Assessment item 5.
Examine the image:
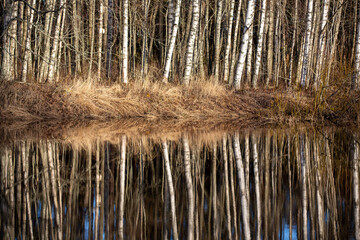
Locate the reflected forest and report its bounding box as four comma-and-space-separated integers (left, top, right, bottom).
0, 129, 358, 239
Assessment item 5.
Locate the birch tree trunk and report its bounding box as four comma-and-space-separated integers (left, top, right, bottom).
72, 0, 81, 75
97, 0, 105, 80
266, 0, 275, 86
355, 2, 360, 89
253, 0, 267, 88
106, 0, 114, 78
163, 0, 182, 83
223, 0, 235, 83
233, 0, 256, 90
246, 24, 254, 86
288, 0, 299, 87
88, 0, 95, 79
1, 0, 18, 81
300, 0, 314, 88
47, 0, 65, 82
229, 0, 243, 84
214, 0, 223, 82
314, 0, 330, 89
183, 0, 200, 85
121, 0, 129, 83
21, 0, 37, 82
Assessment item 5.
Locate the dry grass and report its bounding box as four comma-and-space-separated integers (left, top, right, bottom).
0, 78, 359, 127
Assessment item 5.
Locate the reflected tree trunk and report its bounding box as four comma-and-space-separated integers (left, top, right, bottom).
118, 136, 127, 239
222, 135, 232, 238
233, 133, 250, 240
162, 140, 178, 240
183, 135, 194, 240
300, 134, 308, 240
252, 133, 261, 240
354, 135, 360, 240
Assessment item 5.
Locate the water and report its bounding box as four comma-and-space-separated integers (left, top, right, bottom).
0, 128, 357, 239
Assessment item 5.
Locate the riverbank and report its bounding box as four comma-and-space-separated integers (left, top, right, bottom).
0, 80, 359, 126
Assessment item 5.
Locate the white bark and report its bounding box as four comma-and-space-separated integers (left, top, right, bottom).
162, 140, 178, 240
163, 0, 182, 83
355, 3, 360, 89
314, 0, 330, 89
300, 0, 314, 88
232, 133, 250, 240
223, 0, 235, 83
246, 25, 254, 86
214, 0, 223, 81
21, 0, 37, 82
233, 0, 256, 90
106, 0, 114, 78
288, 0, 299, 87
47, 0, 65, 82
253, 0, 267, 88
229, 0, 243, 84
1, 0, 18, 80
39, 0, 55, 82
183, 0, 200, 85
98, 0, 104, 80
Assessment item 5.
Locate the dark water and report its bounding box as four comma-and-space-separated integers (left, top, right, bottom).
0, 128, 358, 239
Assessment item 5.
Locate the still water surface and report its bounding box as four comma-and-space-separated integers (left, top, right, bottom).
0, 128, 358, 239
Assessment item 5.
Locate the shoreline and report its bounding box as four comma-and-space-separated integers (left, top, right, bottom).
0, 80, 359, 126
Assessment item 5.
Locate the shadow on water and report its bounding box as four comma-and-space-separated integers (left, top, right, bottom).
0, 127, 358, 239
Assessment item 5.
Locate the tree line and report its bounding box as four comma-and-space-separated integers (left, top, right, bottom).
1, 0, 360, 90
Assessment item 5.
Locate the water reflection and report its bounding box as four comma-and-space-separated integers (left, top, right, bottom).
0, 129, 357, 239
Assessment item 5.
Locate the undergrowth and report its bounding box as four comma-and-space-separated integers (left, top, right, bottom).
0, 77, 359, 126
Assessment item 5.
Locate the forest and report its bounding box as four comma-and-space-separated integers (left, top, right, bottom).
0, 0, 360, 123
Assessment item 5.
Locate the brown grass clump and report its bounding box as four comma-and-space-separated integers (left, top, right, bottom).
0, 78, 359, 126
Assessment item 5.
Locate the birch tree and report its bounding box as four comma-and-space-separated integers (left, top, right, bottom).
163, 0, 182, 83
314, 0, 330, 89
266, 0, 275, 86
1, 0, 18, 80
47, 0, 65, 82
233, 0, 256, 90
97, 0, 105, 80
300, 0, 314, 88
106, 0, 114, 78
21, 0, 37, 82
121, 0, 129, 83
183, 0, 200, 85
253, 0, 267, 88
354, 2, 360, 89
288, 0, 299, 86
214, 0, 223, 82
72, 0, 81, 75
223, 0, 235, 83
